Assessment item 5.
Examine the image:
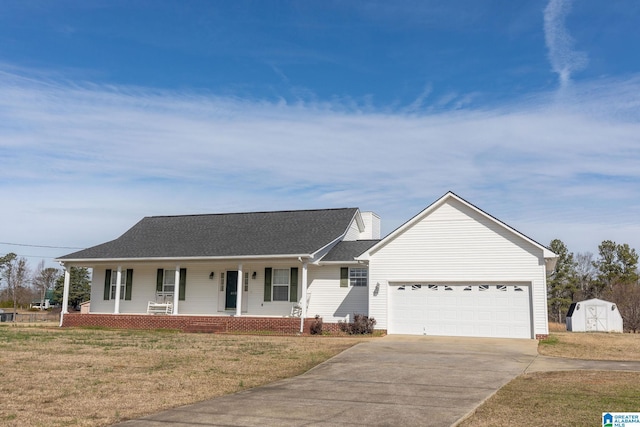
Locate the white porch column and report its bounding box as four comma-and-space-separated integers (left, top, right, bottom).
61, 267, 71, 314
301, 262, 308, 318
59, 267, 71, 327
300, 261, 308, 333
173, 267, 180, 315
236, 263, 243, 316
113, 266, 122, 314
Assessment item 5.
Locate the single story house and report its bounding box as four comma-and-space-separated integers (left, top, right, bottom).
57, 192, 557, 339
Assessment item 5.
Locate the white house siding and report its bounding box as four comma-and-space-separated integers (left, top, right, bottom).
368, 198, 548, 338
89, 268, 114, 314
307, 266, 368, 323
344, 216, 363, 241
243, 263, 299, 317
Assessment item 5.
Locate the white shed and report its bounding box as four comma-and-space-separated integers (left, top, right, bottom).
566, 298, 623, 332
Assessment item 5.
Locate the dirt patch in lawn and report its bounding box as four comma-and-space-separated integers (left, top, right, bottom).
0, 325, 366, 426
539, 332, 640, 361
459, 371, 640, 426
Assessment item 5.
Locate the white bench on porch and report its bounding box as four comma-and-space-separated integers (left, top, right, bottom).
147, 292, 174, 315
147, 301, 173, 315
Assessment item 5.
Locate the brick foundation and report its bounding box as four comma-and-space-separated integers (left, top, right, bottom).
61, 313, 315, 335
319, 322, 344, 334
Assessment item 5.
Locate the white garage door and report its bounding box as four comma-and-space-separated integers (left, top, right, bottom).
388, 283, 532, 339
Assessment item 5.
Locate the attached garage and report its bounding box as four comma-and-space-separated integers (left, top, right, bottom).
388, 283, 532, 338
358, 192, 557, 339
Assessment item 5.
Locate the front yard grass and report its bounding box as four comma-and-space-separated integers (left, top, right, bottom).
0, 325, 366, 426
459, 371, 640, 426
460, 332, 640, 426
3, 325, 640, 427
539, 331, 640, 361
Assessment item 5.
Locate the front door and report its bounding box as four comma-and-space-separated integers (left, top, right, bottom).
225, 271, 238, 310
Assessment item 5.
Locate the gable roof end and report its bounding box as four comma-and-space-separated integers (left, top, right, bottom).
356, 191, 557, 264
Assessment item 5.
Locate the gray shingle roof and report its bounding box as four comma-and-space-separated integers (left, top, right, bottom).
322, 240, 380, 262
59, 208, 359, 260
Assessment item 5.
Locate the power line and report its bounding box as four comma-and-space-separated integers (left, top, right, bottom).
10, 254, 60, 259
0, 242, 84, 250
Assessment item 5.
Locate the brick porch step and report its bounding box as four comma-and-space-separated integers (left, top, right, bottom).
183, 321, 227, 333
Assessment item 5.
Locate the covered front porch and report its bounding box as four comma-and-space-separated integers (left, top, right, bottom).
59, 259, 314, 330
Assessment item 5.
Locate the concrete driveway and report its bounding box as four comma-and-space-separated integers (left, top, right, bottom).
118, 335, 539, 426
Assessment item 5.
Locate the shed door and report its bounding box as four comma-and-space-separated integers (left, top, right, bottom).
388, 283, 532, 339
585, 304, 607, 331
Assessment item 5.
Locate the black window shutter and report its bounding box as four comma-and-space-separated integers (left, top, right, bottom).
264, 267, 272, 302
340, 267, 349, 288
179, 268, 187, 300
156, 269, 163, 292
289, 267, 298, 302
104, 269, 112, 300
125, 269, 134, 300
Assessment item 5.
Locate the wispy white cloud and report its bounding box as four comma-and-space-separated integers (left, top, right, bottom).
543, 0, 589, 89
404, 84, 432, 113
1, 67, 639, 264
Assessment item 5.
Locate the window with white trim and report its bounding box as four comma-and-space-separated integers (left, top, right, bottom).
272, 268, 290, 301
349, 268, 368, 287
162, 269, 176, 294
110, 269, 129, 300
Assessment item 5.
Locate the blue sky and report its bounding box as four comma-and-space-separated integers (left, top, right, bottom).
1, 0, 639, 267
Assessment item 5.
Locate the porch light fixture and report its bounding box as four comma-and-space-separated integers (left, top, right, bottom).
209, 272, 215, 280
252, 271, 257, 279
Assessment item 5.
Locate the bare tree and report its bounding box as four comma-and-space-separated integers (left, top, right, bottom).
574, 251, 597, 299
607, 282, 640, 333
32, 260, 61, 310
1, 255, 30, 319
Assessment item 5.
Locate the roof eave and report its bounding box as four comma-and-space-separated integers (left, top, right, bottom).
57, 253, 314, 264
318, 259, 368, 265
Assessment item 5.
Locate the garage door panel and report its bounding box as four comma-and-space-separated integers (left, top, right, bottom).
389, 283, 532, 339
443, 311, 458, 321
494, 311, 510, 322
476, 325, 494, 337
478, 310, 493, 321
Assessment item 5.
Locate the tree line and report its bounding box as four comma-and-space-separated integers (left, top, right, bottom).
0, 253, 90, 317
548, 239, 640, 332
